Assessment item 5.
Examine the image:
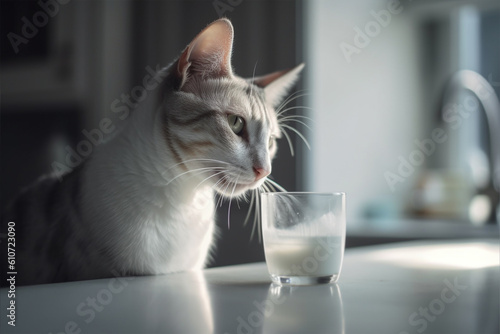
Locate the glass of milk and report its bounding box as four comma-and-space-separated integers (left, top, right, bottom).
261, 192, 346, 285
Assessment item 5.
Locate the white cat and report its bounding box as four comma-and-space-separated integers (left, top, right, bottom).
2, 18, 304, 285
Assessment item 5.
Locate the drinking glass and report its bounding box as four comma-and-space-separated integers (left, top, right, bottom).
261, 192, 346, 285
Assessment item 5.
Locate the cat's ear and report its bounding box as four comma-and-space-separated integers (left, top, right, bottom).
253, 63, 305, 108
175, 19, 234, 90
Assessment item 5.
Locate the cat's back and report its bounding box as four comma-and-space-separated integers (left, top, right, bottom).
4, 173, 62, 226
1, 166, 87, 285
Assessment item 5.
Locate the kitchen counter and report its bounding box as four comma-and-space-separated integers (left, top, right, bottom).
1, 239, 499, 334
346, 219, 499, 247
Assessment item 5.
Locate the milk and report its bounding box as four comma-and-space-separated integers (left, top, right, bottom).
264, 235, 343, 277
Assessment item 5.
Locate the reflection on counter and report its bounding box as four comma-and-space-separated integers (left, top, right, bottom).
263, 283, 344, 334
139, 272, 214, 333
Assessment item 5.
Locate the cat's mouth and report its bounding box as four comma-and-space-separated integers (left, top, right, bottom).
212, 172, 263, 196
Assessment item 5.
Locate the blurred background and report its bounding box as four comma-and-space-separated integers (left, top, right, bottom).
1, 0, 499, 267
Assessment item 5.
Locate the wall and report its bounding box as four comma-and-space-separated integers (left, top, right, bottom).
305, 0, 424, 221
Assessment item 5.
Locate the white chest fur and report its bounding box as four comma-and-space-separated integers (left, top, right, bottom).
81, 116, 218, 276
138, 187, 216, 274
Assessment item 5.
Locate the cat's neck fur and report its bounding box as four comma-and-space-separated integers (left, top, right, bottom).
80, 78, 216, 276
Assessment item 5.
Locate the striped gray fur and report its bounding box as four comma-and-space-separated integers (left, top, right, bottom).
1, 164, 110, 285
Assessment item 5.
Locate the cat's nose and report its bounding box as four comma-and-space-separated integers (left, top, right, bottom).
253, 166, 270, 181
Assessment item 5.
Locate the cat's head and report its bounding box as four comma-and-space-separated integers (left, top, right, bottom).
162, 19, 303, 197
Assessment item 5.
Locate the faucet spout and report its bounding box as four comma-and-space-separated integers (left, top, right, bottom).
439, 70, 500, 222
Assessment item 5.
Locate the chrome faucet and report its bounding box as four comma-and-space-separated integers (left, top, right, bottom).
439, 70, 500, 223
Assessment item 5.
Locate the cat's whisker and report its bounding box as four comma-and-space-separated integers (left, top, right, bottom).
243, 190, 256, 226
212, 174, 226, 189
166, 168, 211, 187
249, 61, 258, 97
256, 188, 262, 242
261, 182, 273, 193
275, 90, 310, 115
165, 167, 224, 187
226, 174, 240, 229
265, 178, 287, 192
278, 88, 305, 104
278, 114, 314, 123
280, 128, 295, 156
249, 188, 260, 241
279, 124, 311, 151
249, 177, 286, 242
241, 191, 250, 203
213, 175, 229, 206
194, 170, 226, 191
277, 105, 314, 117
262, 180, 275, 193
222, 182, 232, 202
217, 175, 234, 207
213, 192, 221, 208
278, 118, 312, 131
166, 158, 232, 171
215, 182, 227, 207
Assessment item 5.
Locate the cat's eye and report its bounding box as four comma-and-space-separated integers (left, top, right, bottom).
227, 115, 245, 135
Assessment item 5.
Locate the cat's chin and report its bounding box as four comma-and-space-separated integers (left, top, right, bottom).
214, 179, 264, 197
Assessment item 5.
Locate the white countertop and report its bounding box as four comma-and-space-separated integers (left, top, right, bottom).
1, 239, 499, 334
347, 219, 500, 239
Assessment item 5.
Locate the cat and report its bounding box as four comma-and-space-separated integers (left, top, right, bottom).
1, 18, 304, 285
